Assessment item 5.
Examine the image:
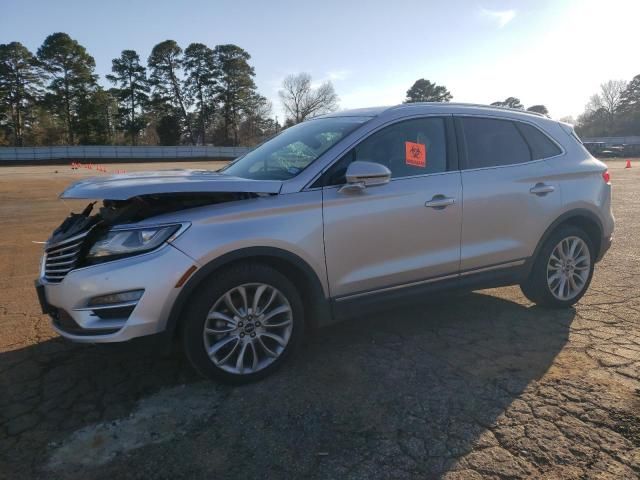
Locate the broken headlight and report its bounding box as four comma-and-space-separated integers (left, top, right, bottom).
87, 224, 185, 263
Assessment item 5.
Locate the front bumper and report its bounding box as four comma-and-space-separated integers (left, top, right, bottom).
36, 244, 197, 343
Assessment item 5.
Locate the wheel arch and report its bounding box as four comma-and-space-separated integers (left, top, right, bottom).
164, 247, 333, 339
527, 209, 604, 276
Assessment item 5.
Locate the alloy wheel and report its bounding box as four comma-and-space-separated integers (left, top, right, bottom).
546, 236, 591, 301
203, 283, 293, 375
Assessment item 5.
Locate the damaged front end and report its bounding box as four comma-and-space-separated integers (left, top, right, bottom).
41, 169, 284, 283
42, 191, 263, 283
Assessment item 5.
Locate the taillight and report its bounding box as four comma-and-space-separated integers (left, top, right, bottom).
602, 170, 611, 184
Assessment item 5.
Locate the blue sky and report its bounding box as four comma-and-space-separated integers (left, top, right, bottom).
2, 0, 638, 120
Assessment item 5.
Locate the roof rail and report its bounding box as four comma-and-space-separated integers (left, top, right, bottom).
394, 102, 548, 118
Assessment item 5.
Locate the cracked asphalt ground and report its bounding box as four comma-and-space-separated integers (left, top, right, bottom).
1, 160, 639, 480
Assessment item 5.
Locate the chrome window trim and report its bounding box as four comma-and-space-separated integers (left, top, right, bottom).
458, 157, 550, 173
316, 169, 459, 192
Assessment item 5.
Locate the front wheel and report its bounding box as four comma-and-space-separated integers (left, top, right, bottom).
520, 225, 595, 308
182, 263, 304, 384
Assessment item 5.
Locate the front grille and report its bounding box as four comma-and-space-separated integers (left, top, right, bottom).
43, 230, 89, 283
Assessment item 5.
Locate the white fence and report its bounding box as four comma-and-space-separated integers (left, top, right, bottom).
0, 146, 251, 163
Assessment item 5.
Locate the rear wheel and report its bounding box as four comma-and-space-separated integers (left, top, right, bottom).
520, 225, 595, 308
182, 263, 304, 383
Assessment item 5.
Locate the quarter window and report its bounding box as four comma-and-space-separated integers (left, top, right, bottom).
322, 117, 447, 185
461, 117, 531, 168
516, 123, 562, 159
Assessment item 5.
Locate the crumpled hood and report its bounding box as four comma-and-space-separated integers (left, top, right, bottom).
60, 169, 283, 200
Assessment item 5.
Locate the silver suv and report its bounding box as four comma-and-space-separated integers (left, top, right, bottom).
35, 103, 614, 383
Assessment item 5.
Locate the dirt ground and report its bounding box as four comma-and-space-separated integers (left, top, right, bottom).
0, 160, 639, 479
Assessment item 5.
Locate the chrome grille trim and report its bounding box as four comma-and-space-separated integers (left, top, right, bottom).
43, 230, 91, 283
45, 258, 79, 268
47, 241, 84, 254
46, 250, 80, 261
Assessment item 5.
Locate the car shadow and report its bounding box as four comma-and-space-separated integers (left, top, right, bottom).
0, 291, 574, 478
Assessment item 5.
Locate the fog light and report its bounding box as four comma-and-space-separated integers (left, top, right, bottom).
88, 289, 144, 307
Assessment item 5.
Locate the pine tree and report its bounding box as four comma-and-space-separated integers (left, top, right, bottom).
0, 42, 42, 146
184, 43, 218, 145
148, 40, 193, 144
404, 79, 452, 103
37, 33, 98, 144
527, 105, 549, 115
106, 50, 149, 145
214, 44, 258, 146
491, 97, 524, 109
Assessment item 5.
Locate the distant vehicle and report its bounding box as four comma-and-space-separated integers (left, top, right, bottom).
583, 142, 606, 156
35, 103, 614, 383
599, 145, 626, 158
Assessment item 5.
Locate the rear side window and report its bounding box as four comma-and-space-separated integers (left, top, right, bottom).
516, 123, 562, 159
461, 117, 531, 168
570, 129, 583, 145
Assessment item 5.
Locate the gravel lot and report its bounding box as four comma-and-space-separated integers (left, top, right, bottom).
1, 160, 639, 479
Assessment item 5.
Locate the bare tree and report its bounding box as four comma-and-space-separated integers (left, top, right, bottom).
581, 80, 627, 136
599, 80, 627, 116
279, 73, 338, 125
585, 93, 604, 113
587, 80, 627, 117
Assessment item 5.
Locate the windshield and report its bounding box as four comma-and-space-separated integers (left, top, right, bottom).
221, 116, 371, 180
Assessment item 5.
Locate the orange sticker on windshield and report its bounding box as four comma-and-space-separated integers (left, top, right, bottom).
405, 141, 426, 168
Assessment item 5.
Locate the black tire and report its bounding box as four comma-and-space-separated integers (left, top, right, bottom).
182, 263, 305, 384
520, 225, 595, 308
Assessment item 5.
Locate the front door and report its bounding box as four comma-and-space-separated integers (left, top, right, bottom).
319, 116, 462, 299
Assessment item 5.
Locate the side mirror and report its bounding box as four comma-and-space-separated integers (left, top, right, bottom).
339, 161, 391, 193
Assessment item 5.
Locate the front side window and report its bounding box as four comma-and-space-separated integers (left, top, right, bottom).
322, 117, 447, 186
461, 117, 531, 169
220, 116, 370, 180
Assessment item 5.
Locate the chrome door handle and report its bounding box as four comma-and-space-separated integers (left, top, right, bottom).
425, 196, 456, 209
530, 183, 555, 195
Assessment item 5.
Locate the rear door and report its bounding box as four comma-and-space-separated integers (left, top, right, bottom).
456, 116, 563, 272
319, 116, 462, 298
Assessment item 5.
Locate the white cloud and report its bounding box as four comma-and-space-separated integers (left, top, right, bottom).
327, 70, 351, 82
338, 80, 408, 111
311, 70, 352, 88
480, 7, 516, 28
271, 69, 351, 91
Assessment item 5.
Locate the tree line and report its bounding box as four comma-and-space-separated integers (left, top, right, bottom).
402, 79, 550, 114
573, 76, 640, 138
2, 34, 637, 148
0, 33, 281, 147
